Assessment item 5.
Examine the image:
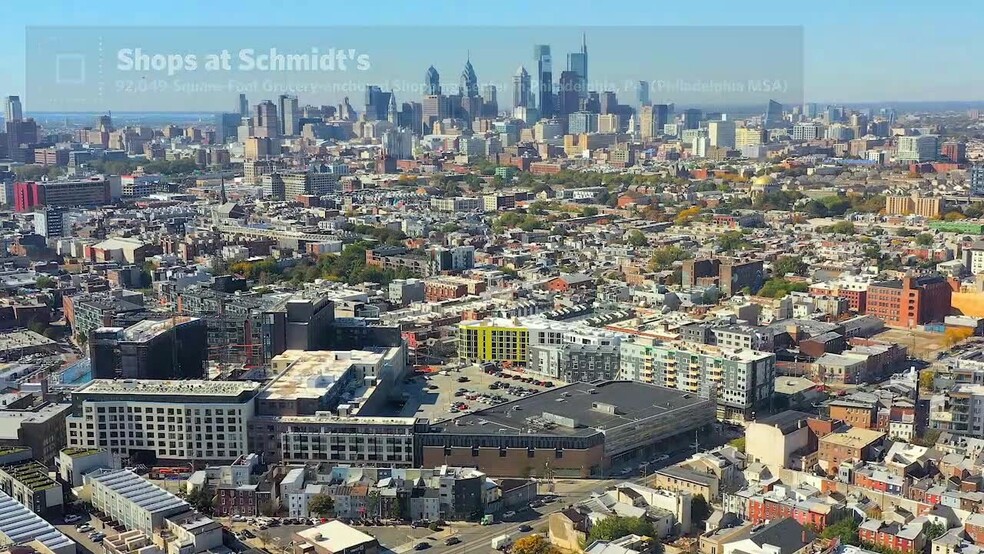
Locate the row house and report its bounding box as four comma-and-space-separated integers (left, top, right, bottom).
859, 518, 927, 554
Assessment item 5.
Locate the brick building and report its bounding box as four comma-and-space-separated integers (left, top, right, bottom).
817, 427, 885, 474
866, 274, 952, 329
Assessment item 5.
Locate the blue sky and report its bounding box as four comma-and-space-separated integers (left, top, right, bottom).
1, 0, 982, 109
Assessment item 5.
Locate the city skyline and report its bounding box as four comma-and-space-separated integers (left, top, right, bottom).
1, 0, 983, 108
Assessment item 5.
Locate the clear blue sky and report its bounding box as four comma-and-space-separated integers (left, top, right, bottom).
1, 0, 981, 108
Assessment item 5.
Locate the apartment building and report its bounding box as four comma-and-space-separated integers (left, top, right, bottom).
866, 274, 952, 329
457, 318, 529, 363
620, 336, 775, 420
66, 379, 259, 466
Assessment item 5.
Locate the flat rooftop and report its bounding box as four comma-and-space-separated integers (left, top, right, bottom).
122, 316, 200, 343
295, 520, 376, 552
263, 349, 393, 401
821, 427, 886, 448
0, 490, 75, 552
79, 379, 259, 397
430, 380, 713, 438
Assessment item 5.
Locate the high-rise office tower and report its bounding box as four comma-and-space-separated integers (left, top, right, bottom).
253, 100, 280, 138
513, 66, 531, 108
557, 71, 581, 118
599, 91, 618, 115
764, 99, 784, 129
364, 86, 392, 121
278, 94, 299, 136
425, 65, 441, 95
708, 120, 737, 148
481, 84, 498, 118
4, 96, 23, 123
637, 81, 651, 107
215, 113, 241, 143
639, 104, 668, 140
459, 57, 479, 99
583, 92, 601, 114
682, 108, 702, 130
566, 33, 588, 101
238, 93, 249, 118
534, 45, 553, 117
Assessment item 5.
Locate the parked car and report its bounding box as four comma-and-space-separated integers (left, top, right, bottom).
77, 524, 94, 533
445, 537, 461, 546
64, 514, 83, 524
414, 542, 431, 550
519, 524, 533, 532
502, 511, 517, 519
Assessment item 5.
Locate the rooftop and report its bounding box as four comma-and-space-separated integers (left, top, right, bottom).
0, 460, 59, 490
121, 316, 201, 343
294, 520, 377, 552
0, 490, 75, 551
430, 381, 714, 438
79, 379, 259, 397
86, 468, 190, 515
263, 348, 395, 401
821, 427, 885, 448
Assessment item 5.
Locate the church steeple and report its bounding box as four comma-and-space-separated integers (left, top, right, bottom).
219, 174, 227, 204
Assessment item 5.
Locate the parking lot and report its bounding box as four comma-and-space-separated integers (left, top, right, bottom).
390, 363, 563, 423
55, 511, 124, 554
874, 327, 947, 360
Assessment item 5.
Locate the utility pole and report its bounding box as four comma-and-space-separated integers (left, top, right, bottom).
692, 429, 700, 455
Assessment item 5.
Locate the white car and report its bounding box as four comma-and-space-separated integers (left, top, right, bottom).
64, 515, 83, 524
232, 515, 247, 522
502, 511, 517, 519
77, 525, 94, 533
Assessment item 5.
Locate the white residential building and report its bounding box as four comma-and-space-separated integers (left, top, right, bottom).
66, 379, 259, 465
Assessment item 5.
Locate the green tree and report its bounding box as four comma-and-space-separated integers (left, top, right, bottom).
728, 437, 746, 453
588, 516, 656, 543
186, 487, 214, 515
718, 231, 752, 253
35, 275, 57, 289
581, 206, 600, 217
691, 494, 712, 528
757, 278, 809, 298
309, 493, 334, 517
821, 517, 860, 546
829, 221, 856, 235
915, 233, 934, 246
925, 522, 946, 542
627, 230, 648, 247
772, 256, 807, 277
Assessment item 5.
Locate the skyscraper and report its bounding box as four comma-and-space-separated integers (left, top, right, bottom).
708, 120, 737, 148
682, 108, 702, 130
481, 84, 498, 118
599, 91, 618, 115
425, 65, 441, 95
459, 58, 479, 99
253, 100, 280, 138
364, 86, 392, 121
533, 45, 553, 117
4, 96, 23, 123
513, 66, 531, 109
237, 93, 249, 118
566, 34, 588, 101
278, 94, 299, 136
637, 81, 650, 107
639, 104, 668, 140
557, 71, 580, 118
764, 100, 784, 129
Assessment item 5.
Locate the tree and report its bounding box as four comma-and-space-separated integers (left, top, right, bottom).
186, 487, 214, 515
35, 275, 57, 289
77, 331, 88, 347
27, 320, 47, 335
674, 206, 702, 226
925, 522, 946, 541
512, 535, 557, 554
828, 221, 855, 235
627, 230, 648, 247
309, 493, 334, 517
773, 256, 807, 278
718, 230, 752, 252
648, 246, 687, 272
691, 495, 712, 528
919, 370, 935, 392
588, 516, 655, 543
581, 206, 600, 217
915, 233, 934, 246
728, 437, 746, 453
821, 517, 860, 546
757, 278, 809, 298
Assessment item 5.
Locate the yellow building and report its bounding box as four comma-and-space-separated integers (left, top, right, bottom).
457, 318, 529, 363
736, 127, 764, 148
885, 193, 942, 218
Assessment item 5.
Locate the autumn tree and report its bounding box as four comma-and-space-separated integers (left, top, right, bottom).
512, 535, 557, 554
